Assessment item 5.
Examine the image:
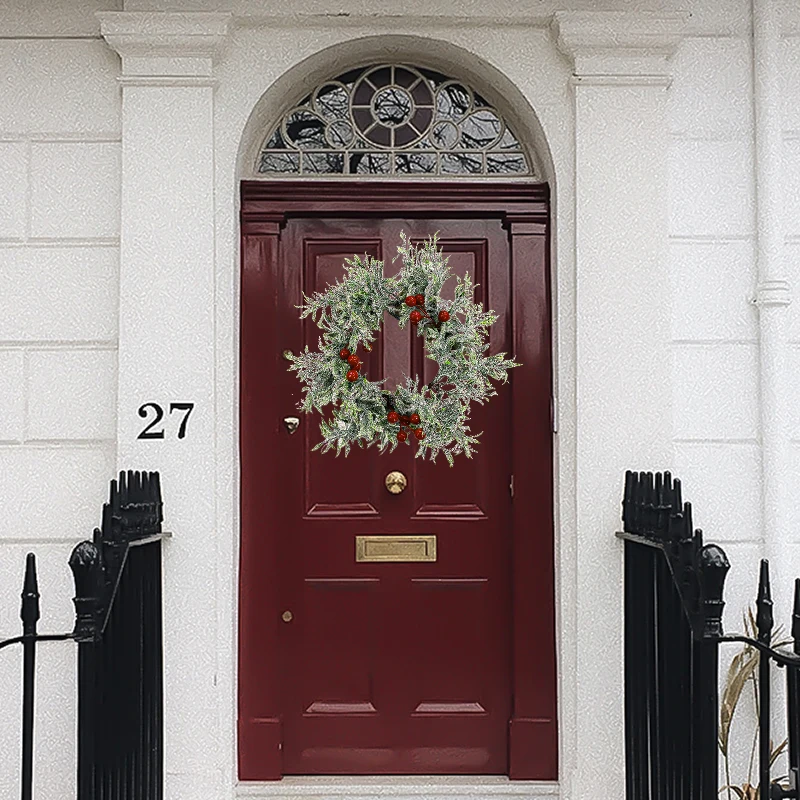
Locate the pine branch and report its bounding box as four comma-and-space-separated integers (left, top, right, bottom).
288, 233, 520, 464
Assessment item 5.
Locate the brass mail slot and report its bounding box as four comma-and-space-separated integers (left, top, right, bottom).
355, 535, 437, 563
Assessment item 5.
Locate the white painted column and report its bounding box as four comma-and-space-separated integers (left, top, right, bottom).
752, 0, 793, 614
98, 12, 230, 800
553, 12, 685, 799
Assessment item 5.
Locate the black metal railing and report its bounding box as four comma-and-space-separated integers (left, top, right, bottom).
0, 470, 166, 800
620, 470, 800, 800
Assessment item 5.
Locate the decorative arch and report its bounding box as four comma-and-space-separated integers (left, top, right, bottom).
256, 62, 535, 177
235, 35, 554, 184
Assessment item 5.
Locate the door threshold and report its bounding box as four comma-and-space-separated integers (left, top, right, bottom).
236, 776, 560, 799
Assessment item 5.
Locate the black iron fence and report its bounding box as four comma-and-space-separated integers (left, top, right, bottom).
620, 470, 800, 800
0, 470, 166, 800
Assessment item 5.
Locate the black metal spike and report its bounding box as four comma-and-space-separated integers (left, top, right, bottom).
623, 471, 634, 530
674, 478, 682, 512
793, 578, 800, 657
20, 553, 40, 635
154, 472, 163, 528
645, 472, 655, 535
635, 471, 645, 535
693, 527, 704, 552
756, 559, 774, 643
119, 471, 128, 506
654, 473, 666, 535
102, 501, 112, 541
683, 502, 694, 543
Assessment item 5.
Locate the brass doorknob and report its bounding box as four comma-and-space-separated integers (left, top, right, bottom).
385, 471, 408, 494
282, 610, 293, 623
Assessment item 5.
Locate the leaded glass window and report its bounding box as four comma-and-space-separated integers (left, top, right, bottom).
257, 64, 532, 177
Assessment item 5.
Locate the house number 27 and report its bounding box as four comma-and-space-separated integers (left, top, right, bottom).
137, 402, 195, 440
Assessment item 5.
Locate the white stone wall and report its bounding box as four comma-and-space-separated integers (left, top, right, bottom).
0, 1, 797, 799
0, 20, 121, 800
666, 0, 799, 627
668, 0, 762, 625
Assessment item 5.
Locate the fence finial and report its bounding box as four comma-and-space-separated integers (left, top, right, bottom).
20, 553, 40, 635
699, 543, 730, 638
69, 539, 102, 642
793, 578, 800, 656
757, 559, 774, 643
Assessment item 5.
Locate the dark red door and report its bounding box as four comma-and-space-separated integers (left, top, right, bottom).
277, 218, 511, 774
239, 182, 557, 782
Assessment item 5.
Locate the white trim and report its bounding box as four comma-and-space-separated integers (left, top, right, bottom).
96, 11, 231, 55
552, 10, 687, 78
97, 11, 231, 78
0, 239, 120, 249
27, 236, 120, 246
0, 439, 115, 449
118, 75, 219, 87
569, 74, 672, 87
753, 279, 792, 307
235, 777, 560, 799
551, 10, 687, 56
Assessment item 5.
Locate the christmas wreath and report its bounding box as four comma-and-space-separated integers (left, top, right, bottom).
288, 234, 519, 465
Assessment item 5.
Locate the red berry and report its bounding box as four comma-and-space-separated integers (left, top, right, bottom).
410, 413, 420, 425
347, 354, 360, 367
387, 411, 400, 424
404, 295, 416, 307
414, 428, 425, 441
401, 415, 411, 424
438, 310, 450, 322
415, 294, 425, 306
397, 430, 407, 443
409, 310, 422, 324
346, 370, 359, 382
339, 348, 350, 360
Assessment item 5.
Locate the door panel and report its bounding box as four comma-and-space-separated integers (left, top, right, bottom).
300, 577, 381, 716
410, 237, 494, 520
278, 217, 511, 774
302, 238, 384, 517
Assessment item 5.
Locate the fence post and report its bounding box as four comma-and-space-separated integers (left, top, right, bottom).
69, 537, 103, 800
20, 553, 40, 800
786, 578, 800, 796
69, 538, 102, 643
697, 544, 729, 800
757, 559, 775, 800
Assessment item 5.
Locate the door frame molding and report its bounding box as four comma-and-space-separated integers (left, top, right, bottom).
238, 180, 556, 781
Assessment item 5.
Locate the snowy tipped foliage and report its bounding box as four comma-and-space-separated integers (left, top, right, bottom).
288, 233, 519, 465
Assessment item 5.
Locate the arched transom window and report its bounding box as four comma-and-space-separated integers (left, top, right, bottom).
257, 64, 533, 178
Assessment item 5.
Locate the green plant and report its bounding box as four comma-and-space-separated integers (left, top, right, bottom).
719, 608, 789, 798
